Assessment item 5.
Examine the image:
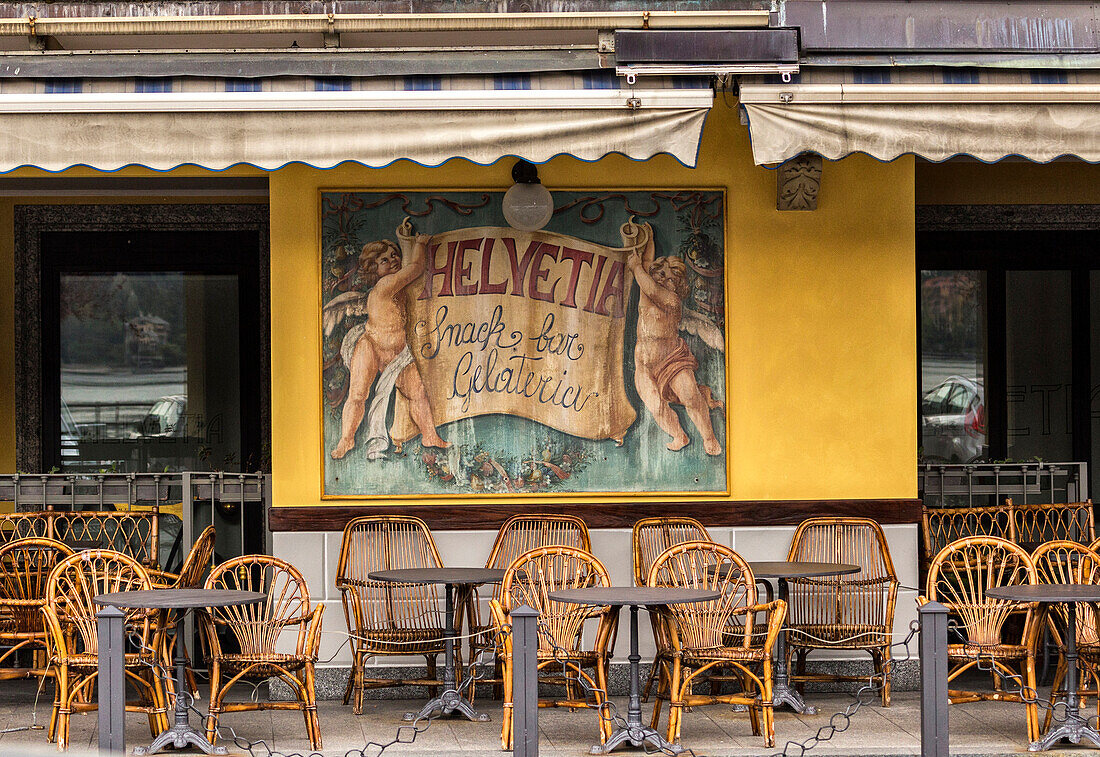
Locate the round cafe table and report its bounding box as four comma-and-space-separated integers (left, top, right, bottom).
712, 561, 861, 715
987, 584, 1100, 752
549, 586, 721, 755
368, 567, 505, 723
94, 588, 265, 756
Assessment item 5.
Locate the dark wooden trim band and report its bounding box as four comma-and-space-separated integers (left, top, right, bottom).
268, 498, 922, 532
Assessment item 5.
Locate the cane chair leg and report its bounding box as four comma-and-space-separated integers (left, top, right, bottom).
795, 650, 808, 696
353, 653, 366, 716
595, 659, 612, 744
873, 648, 892, 707
762, 658, 776, 748
642, 657, 660, 702
426, 654, 438, 698
343, 665, 355, 705
205, 664, 222, 745
1025, 657, 1040, 744
499, 654, 514, 751
665, 658, 683, 745
303, 663, 322, 750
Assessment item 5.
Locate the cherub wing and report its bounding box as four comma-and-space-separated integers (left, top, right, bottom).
679, 307, 725, 352
322, 291, 370, 336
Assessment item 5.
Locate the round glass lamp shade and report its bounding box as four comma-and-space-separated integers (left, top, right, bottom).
502, 181, 554, 231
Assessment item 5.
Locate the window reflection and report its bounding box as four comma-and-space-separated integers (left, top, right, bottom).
920, 270, 987, 462
59, 272, 239, 472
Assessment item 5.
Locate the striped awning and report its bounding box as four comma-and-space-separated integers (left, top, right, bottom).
0, 73, 714, 172
739, 67, 1100, 165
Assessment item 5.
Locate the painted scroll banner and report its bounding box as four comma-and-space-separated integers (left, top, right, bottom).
387, 221, 647, 446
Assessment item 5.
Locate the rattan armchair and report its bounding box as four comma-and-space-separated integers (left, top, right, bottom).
466, 514, 591, 697
1031, 540, 1100, 733
631, 516, 712, 701
42, 549, 169, 750
336, 515, 446, 714
921, 536, 1041, 742
0, 538, 74, 681
201, 554, 324, 750
647, 541, 786, 748
785, 517, 899, 706
488, 545, 618, 751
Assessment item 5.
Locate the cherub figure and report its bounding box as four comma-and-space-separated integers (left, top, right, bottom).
323, 234, 450, 460
626, 227, 724, 455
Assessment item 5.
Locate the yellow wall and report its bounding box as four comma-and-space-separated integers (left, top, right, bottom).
917, 161, 1100, 205
269, 103, 918, 508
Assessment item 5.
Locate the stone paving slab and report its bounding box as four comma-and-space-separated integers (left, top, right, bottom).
4, 681, 1100, 757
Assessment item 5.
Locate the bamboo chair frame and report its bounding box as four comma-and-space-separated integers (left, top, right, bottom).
784, 517, 899, 706
630, 516, 713, 702
921, 536, 1042, 742
465, 514, 591, 698
0, 537, 74, 681
200, 554, 324, 751
488, 545, 618, 751
1031, 540, 1100, 733
646, 540, 786, 748
335, 515, 446, 714
42, 549, 169, 750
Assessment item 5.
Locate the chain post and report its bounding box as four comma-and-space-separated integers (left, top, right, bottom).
918, 601, 949, 757
511, 605, 540, 757
97, 605, 126, 755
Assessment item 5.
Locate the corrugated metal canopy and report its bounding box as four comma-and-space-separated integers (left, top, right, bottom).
0, 73, 714, 172
739, 67, 1100, 165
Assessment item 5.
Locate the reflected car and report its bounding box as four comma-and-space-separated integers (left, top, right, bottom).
130, 395, 187, 438
921, 376, 986, 462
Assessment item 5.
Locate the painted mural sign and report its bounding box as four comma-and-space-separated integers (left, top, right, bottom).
321, 190, 727, 496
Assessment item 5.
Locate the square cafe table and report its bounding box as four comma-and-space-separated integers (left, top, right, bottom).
548, 585, 721, 755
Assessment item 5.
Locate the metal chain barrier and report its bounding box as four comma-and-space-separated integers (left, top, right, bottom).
122, 617, 510, 757
771, 622, 919, 757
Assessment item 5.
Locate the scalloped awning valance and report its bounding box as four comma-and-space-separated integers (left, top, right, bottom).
0, 75, 714, 172
739, 68, 1100, 166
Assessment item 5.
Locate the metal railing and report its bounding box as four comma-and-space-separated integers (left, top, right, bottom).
919, 461, 1088, 507
0, 471, 268, 571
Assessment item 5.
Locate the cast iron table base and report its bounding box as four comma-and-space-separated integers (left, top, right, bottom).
368, 567, 505, 724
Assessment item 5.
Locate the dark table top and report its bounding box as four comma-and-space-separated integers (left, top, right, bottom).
987, 584, 1100, 604
367, 568, 506, 586
710, 561, 862, 580
93, 588, 266, 609
548, 587, 721, 607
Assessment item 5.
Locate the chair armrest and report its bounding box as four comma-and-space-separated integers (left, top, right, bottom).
146, 567, 181, 589
730, 600, 787, 655
488, 599, 512, 656
40, 606, 66, 661
298, 603, 326, 658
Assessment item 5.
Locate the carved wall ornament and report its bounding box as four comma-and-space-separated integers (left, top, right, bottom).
777, 153, 823, 211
